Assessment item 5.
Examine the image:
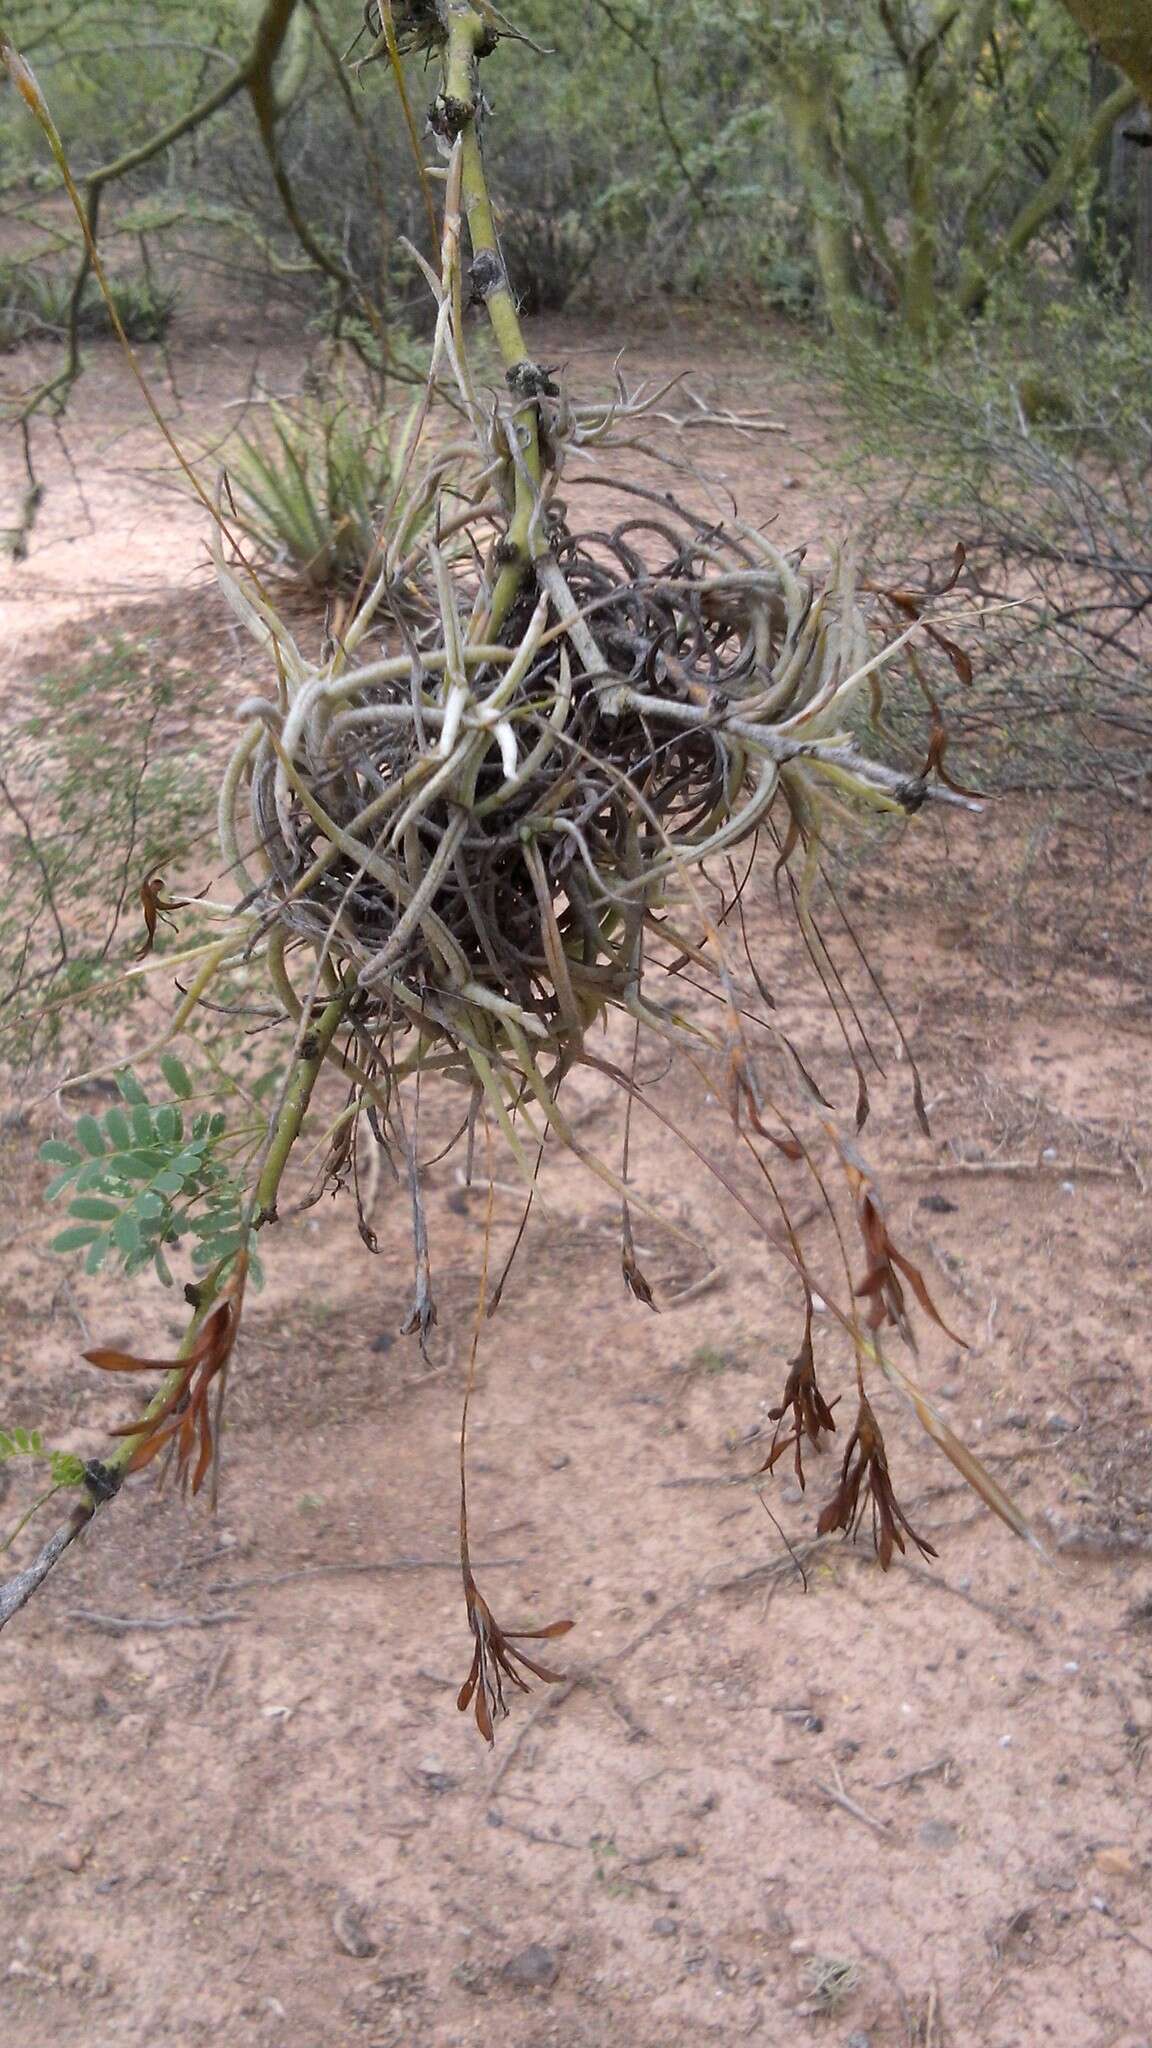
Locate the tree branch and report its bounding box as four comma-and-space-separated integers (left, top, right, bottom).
1, 1, 315, 536
957, 75, 1139, 315
0, 983, 351, 1638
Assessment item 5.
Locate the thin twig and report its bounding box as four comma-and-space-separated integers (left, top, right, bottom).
488, 1677, 578, 1793
814, 1763, 890, 1834
885, 1557, 1039, 1637
65, 1608, 247, 1633
873, 1754, 954, 1791
663, 1264, 726, 1305
894, 1157, 1131, 1182
203, 1643, 233, 1700
206, 1556, 520, 1595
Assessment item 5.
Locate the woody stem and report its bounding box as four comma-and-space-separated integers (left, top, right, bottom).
441, 2, 544, 634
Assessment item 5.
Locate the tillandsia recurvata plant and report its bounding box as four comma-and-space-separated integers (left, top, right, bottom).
0, 4, 1040, 1734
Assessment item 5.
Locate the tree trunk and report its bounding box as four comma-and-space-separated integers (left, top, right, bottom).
902, 83, 947, 347
1077, 49, 1132, 284
1134, 106, 1152, 305
784, 83, 862, 340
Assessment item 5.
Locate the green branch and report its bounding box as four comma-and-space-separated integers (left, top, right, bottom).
442, 0, 543, 631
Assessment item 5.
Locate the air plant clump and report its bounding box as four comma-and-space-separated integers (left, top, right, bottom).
0, 3, 1039, 1722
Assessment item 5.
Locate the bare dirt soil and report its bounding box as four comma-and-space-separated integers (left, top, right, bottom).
2, 322, 1151, 2048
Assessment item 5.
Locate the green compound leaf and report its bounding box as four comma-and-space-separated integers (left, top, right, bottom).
103, 1107, 133, 1150
112, 1213, 142, 1257
49, 1452, 87, 1488
1, 1427, 44, 1456
159, 1053, 194, 1100
40, 1139, 80, 1166
52, 1225, 104, 1253
131, 1104, 156, 1144
67, 1196, 120, 1222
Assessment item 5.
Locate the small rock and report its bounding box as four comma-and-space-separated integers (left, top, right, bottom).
1093, 1845, 1139, 1879
57, 1843, 92, 1874
918, 1193, 958, 1215
332, 1902, 378, 1959
918, 1819, 958, 1852
414, 1761, 457, 1795
501, 1943, 560, 1991
651, 1917, 679, 1938
549, 1454, 570, 1470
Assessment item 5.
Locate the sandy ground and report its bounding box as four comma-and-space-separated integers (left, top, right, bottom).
2, 321, 1151, 2048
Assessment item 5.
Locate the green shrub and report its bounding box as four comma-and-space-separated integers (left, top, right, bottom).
497, 201, 598, 315
0, 262, 178, 350
0, 639, 209, 1068
833, 293, 1152, 802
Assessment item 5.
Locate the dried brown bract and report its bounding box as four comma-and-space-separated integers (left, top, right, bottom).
850, 1170, 963, 1347
817, 1395, 937, 1570
457, 1570, 573, 1745
83, 1296, 240, 1497
621, 1204, 658, 1310
134, 860, 182, 959
759, 1299, 837, 1490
